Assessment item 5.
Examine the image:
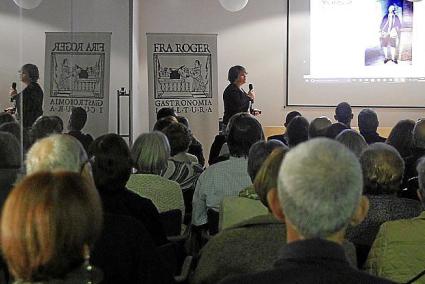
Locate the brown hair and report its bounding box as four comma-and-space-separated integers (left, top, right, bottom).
253, 148, 288, 208
0, 171, 103, 281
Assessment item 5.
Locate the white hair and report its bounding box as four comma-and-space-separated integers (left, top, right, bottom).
26, 134, 87, 174
278, 138, 363, 238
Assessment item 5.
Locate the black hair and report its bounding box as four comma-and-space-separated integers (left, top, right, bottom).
156, 108, 177, 121
227, 113, 264, 157
284, 111, 301, 127
162, 123, 192, 156
287, 116, 309, 147
69, 107, 88, 131
358, 108, 379, 133
335, 102, 353, 125
21, 64, 39, 82
247, 140, 286, 181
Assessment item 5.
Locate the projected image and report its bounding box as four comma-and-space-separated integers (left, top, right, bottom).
365, 1, 413, 66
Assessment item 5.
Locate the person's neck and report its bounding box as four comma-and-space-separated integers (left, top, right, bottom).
286, 219, 345, 245
233, 82, 242, 89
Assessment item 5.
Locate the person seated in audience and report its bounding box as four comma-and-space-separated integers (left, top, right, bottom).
219, 138, 393, 284
286, 115, 309, 148
220, 140, 286, 230
0, 132, 20, 210
66, 107, 94, 152
127, 131, 185, 221
157, 107, 177, 121
334, 102, 354, 128
308, 116, 332, 139
268, 110, 301, 145
0, 112, 15, 126
336, 129, 368, 158
25, 134, 173, 284
1, 172, 103, 284
192, 113, 263, 227
30, 115, 63, 145
386, 119, 415, 159
325, 122, 350, 139
365, 158, 425, 283
161, 124, 203, 221
346, 143, 422, 267
358, 109, 386, 144
404, 119, 425, 182
0, 121, 30, 152
89, 133, 168, 246
177, 115, 205, 166
153, 115, 178, 131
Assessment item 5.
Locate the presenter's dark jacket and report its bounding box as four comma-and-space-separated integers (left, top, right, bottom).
218, 238, 395, 284
223, 83, 251, 125
12, 82, 43, 128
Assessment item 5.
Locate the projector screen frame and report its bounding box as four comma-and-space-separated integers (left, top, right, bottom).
285, 0, 425, 109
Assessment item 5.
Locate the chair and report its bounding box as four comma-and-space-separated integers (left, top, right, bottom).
160, 209, 182, 237
399, 177, 420, 201
158, 242, 194, 283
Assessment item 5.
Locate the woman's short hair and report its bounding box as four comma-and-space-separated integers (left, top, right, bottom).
226, 113, 264, 157
163, 123, 192, 156
227, 65, 246, 83
360, 143, 404, 194
0, 171, 102, 281
386, 119, 415, 158
89, 133, 132, 191
21, 63, 40, 82
254, 148, 288, 208
336, 129, 368, 158
131, 131, 171, 175
247, 140, 286, 181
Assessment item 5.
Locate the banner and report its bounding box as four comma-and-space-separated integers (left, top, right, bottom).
44, 32, 111, 138
147, 33, 218, 160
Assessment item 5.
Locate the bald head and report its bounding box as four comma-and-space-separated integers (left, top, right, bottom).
26, 134, 87, 174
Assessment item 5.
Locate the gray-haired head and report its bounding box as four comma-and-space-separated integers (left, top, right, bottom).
416, 158, 425, 208
413, 119, 425, 149
336, 129, 368, 158
26, 134, 87, 174
308, 116, 332, 139
278, 138, 363, 239
360, 143, 404, 195
131, 131, 170, 175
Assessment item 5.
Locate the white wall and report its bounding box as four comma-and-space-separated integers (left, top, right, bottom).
134, 0, 425, 140
0, 0, 130, 134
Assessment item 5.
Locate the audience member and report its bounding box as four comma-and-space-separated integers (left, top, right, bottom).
268, 110, 301, 145
335, 102, 353, 128
336, 129, 368, 158
0, 121, 30, 151
66, 107, 94, 152
308, 116, 332, 139
346, 143, 422, 267
89, 133, 168, 246
153, 116, 178, 131
0, 132, 20, 210
286, 116, 309, 147
358, 109, 386, 144
192, 113, 263, 226
325, 122, 350, 139
127, 132, 185, 220
50, 115, 64, 133
1, 172, 103, 283
404, 119, 425, 181
386, 119, 415, 158
25, 134, 174, 284
161, 124, 203, 221
221, 140, 286, 230
157, 107, 177, 121
220, 138, 391, 284
365, 158, 425, 283
177, 115, 205, 166
30, 116, 63, 144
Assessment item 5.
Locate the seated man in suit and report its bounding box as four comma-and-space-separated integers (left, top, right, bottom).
220, 138, 394, 284
358, 109, 386, 144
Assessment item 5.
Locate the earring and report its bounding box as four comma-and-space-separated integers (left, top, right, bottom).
84, 246, 94, 284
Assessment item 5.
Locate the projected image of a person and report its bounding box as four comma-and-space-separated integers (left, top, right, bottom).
222, 65, 255, 126
380, 5, 401, 64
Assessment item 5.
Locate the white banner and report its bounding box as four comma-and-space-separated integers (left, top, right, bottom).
44, 32, 111, 138
147, 33, 218, 158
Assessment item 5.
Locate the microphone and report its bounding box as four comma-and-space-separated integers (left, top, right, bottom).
12, 82, 16, 91
249, 83, 253, 91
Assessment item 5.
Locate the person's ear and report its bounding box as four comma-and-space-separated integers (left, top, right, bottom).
350, 195, 369, 226
334, 115, 338, 121
350, 113, 354, 120
267, 188, 285, 222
